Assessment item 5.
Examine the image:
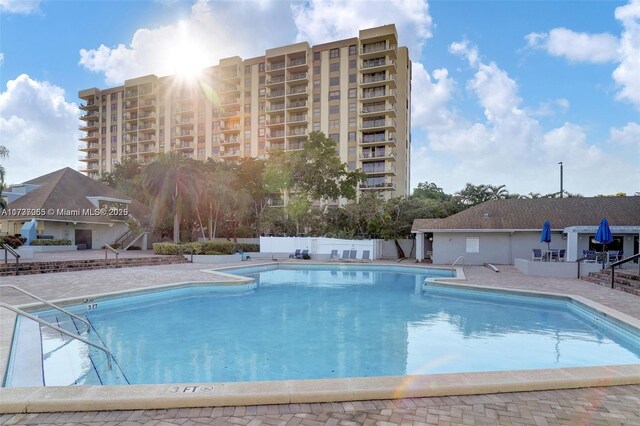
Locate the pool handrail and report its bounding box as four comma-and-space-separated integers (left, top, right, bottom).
451, 256, 464, 271
0, 284, 91, 334
0, 302, 112, 370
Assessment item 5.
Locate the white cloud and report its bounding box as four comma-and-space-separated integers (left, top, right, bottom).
411, 41, 639, 196
529, 98, 570, 117
613, 0, 640, 108
609, 122, 640, 146
79, 0, 295, 85
291, 0, 432, 53
0, 52, 4, 65
0, 75, 79, 185
410, 63, 457, 131
525, 0, 640, 109
0, 0, 39, 14
525, 28, 619, 63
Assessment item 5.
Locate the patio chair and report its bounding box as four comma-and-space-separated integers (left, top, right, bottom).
549, 249, 560, 262
340, 250, 350, 261
584, 250, 597, 263
349, 249, 357, 261
297, 249, 310, 260
289, 249, 301, 259
329, 249, 339, 261
617, 251, 624, 261
558, 249, 566, 262
608, 251, 619, 263
532, 249, 543, 261
361, 250, 371, 262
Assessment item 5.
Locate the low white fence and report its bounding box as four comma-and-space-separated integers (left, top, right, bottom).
259, 237, 415, 260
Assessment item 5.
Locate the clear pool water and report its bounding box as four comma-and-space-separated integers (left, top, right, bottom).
5, 265, 640, 386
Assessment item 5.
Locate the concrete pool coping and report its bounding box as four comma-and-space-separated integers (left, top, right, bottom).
1, 262, 639, 413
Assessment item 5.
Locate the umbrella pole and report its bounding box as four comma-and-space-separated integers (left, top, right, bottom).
602, 244, 606, 270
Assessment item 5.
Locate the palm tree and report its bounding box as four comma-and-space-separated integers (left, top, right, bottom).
142, 152, 202, 243
487, 184, 510, 200
0, 146, 9, 210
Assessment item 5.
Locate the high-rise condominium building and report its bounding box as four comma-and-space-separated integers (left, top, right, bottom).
78, 24, 411, 199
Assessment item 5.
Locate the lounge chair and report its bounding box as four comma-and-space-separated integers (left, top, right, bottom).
584, 250, 597, 263
618, 251, 624, 261
297, 249, 310, 259
558, 249, 566, 262
549, 249, 560, 262
608, 251, 619, 263
532, 249, 542, 261
340, 250, 350, 261
289, 249, 301, 259
349, 249, 357, 261
329, 249, 339, 261
361, 250, 371, 262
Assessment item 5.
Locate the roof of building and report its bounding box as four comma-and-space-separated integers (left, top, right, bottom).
412, 196, 640, 232
3, 167, 148, 224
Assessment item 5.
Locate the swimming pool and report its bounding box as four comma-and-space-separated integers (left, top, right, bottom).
4, 264, 640, 387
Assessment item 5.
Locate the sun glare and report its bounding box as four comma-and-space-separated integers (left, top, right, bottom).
166, 29, 209, 82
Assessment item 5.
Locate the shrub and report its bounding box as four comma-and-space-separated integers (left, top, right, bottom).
1, 235, 24, 249
29, 239, 72, 246
152, 241, 260, 255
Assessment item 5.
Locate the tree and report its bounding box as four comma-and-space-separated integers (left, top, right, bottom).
412, 181, 449, 201
141, 153, 202, 243
100, 157, 144, 201
0, 146, 8, 210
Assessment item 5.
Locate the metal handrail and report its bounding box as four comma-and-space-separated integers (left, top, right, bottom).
451, 256, 464, 270
0, 285, 90, 334
609, 253, 640, 289
104, 244, 119, 267
0, 302, 112, 370
2, 244, 20, 275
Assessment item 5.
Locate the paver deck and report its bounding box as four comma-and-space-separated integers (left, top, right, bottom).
1, 258, 639, 424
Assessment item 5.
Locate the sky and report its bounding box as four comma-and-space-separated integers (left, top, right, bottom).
0, 0, 639, 197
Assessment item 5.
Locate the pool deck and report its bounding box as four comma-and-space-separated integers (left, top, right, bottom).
1, 258, 639, 424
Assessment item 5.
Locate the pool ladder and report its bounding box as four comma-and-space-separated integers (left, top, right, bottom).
0, 285, 113, 370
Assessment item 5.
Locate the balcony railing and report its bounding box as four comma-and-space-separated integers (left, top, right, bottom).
362, 104, 396, 114
267, 76, 286, 85
80, 112, 100, 120
361, 59, 396, 69
361, 43, 396, 54
267, 90, 286, 99
139, 100, 156, 108
288, 58, 307, 67
362, 119, 396, 129
176, 130, 194, 137
287, 100, 307, 109
174, 142, 193, 149
361, 74, 395, 84
363, 166, 396, 174
288, 115, 307, 123
361, 89, 396, 99
175, 119, 194, 125
288, 128, 307, 136
360, 151, 396, 160
269, 131, 285, 138
359, 181, 396, 190
287, 87, 308, 95
267, 104, 285, 112
139, 135, 156, 142
267, 117, 285, 125
139, 124, 156, 131
361, 135, 396, 145
267, 62, 285, 71
221, 150, 240, 157
288, 72, 308, 81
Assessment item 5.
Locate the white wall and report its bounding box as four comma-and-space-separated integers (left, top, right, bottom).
260, 236, 378, 259
433, 232, 511, 265
42, 221, 130, 249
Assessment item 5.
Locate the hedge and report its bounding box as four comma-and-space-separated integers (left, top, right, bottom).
1, 235, 24, 249
30, 239, 73, 246
153, 241, 259, 255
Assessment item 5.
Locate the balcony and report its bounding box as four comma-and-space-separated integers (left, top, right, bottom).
79, 133, 99, 142
78, 154, 99, 162
360, 89, 396, 101
124, 100, 138, 110
174, 118, 194, 126
175, 130, 194, 139
267, 90, 285, 99
80, 111, 100, 121
363, 165, 396, 175
79, 122, 99, 131
139, 99, 156, 109
287, 100, 307, 111
287, 58, 308, 71
287, 87, 308, 96
139, 124, 156, 132
221, 70, 240, 81
361, 118, 396, 130
266, 76, 286, 85
139, 89, 155, 98
359, 181, 396, 190
220, 109, 240, 118
123, 137, 138, 145
220, 97, 240, 106
123, 113, 138, 122
360, 43, 397, 60
267, 104, 285, 112
359, 150, 396, 161
221, 85, 240, 94
139, 112, 155, 120
361, 104, 396, 117
288, 128, 307, 137
139, 144, 156, 153
361, 74, 396, 88
220, 124, 240, 133
360, 59, 396, 72
78, 142, 99, 151
287, 141, 304, 151
287, 72, 308, 82
266, 116, 285, 126
79, 100, 99, 111
79, 165, 101, 172
221, 149, 241, 158
360, 134, 396, 147
174, 142, 193, 150
139, 135, 156, 142
268, 142, 285, 151
220, 136, 241, 145
124, 125, 138, 133
268, 131, 285, 139
124, 91, 138, 99
266, 62, 286, 72
175, 104, 194, 113
288, 114, 307, 123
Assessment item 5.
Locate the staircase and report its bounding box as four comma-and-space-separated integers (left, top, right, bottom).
581, 268, 640, 296
0, 255, 189, 277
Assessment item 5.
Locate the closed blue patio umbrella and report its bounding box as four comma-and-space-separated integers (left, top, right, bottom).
594, 218, 613, 269
540, 220, 552, 251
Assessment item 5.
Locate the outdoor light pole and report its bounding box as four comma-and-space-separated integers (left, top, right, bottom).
558, 161, 564, 198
